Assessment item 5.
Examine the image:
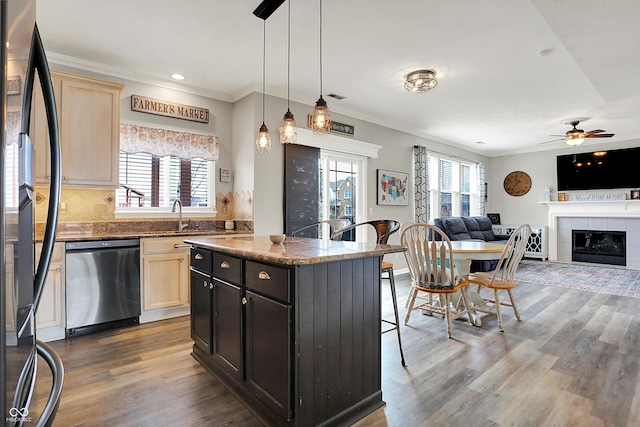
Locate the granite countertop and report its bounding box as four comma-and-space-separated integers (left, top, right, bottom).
37, 229, 252, 243
185, 235, 406, 265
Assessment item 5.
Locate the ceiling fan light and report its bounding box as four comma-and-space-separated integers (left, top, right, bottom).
405, 70, 437, 93
566, 137, 585, 146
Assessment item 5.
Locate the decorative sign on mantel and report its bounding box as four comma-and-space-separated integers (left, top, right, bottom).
570, 193, 627, 201
131, 95, 209, 123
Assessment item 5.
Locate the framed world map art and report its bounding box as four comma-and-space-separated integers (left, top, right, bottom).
377, 169, 409, 206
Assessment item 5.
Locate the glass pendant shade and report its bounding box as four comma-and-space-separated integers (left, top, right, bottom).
279, 109, 297, 143
255, 122, 272, 153
311, 95, 331, 135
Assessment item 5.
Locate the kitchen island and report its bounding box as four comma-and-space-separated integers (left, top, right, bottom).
185, 235, 406, 427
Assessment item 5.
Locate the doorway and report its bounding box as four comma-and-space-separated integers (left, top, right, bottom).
320, 152, 367, 241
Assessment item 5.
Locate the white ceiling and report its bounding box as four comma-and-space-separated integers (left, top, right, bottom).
36, 0, 640, 156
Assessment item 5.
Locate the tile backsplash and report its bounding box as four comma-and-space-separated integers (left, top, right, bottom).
35, 186, 253, 224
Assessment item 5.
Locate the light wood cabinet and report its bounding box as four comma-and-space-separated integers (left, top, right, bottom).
32, 71, 123, 188
140, 237, 191, 322
35, 242, 66, 341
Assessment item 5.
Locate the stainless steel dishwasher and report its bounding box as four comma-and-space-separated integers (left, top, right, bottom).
65, 239, 141, 336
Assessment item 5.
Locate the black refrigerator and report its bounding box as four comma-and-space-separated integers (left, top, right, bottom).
1, 1, 63, 425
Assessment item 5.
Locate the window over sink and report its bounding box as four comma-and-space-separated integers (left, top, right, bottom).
116, 123, 218, 218
116, 152, 215, 217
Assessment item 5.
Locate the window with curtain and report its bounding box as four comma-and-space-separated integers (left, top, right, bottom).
116, 123, 219, 213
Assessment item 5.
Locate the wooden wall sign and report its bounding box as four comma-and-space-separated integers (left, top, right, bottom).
131, 94, 209, 123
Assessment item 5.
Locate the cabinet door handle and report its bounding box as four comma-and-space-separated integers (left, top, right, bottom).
258, 271, 271, 280
194, 254, 203, 260
242, 297, 248, 305
203, 280, 208, 288
220, 261, 230, 269
209, 283, 214, 289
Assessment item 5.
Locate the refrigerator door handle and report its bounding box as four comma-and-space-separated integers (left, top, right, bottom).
20, 24, 61, 312
34, 340, 64, 427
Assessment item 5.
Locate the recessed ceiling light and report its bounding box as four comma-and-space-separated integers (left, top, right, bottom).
171, 73, 185, 81
475, 141, 486, 145
539, 49, 553, 57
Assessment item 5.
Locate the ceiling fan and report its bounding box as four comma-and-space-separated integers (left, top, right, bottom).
541, 119, 615, 146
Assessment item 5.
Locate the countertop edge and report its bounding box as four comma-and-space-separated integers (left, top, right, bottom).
185, 236, 406, 266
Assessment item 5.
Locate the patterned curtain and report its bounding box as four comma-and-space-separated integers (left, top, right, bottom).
413, 145, 429, 222
477, 161, 486, 215
120, 123, 220, 160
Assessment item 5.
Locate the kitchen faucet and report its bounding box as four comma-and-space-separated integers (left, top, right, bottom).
171, 200, 189, 231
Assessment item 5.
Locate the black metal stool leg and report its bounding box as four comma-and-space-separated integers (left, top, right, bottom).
382, 266, 406, 367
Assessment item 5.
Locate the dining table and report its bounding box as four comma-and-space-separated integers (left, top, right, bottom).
432, 240, 507, 326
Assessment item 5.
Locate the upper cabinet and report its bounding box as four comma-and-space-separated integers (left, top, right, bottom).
32, 71, 124, 188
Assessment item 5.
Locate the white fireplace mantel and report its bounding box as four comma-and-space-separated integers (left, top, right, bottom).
541, 200, 640, 260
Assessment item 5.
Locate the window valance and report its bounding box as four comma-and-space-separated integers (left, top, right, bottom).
120, 123, 219, 161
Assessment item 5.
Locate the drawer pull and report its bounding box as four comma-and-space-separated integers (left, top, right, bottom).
194, 254, 203, 260
209, 283, 214, 289
242, 297, 248, 305
174, 243, 191, 249
258, 271, 271, 280
203, 280, 208, 288
220, 261, 230, 269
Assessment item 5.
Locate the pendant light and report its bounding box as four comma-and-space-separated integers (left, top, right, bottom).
310, 0, 331, 135
278, 0, 297, 144
256, 19, 272, 153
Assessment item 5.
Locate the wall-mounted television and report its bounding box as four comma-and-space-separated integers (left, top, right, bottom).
557, 147, 640, 191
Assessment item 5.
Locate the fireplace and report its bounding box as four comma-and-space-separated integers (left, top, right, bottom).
572, 230, 626, 266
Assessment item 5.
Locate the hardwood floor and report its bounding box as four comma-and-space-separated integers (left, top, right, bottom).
34, 274, 640, 426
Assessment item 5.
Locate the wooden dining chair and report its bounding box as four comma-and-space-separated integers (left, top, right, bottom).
461, 223, 531, 331
402, 223, 474, 338
338, 219, 406, 366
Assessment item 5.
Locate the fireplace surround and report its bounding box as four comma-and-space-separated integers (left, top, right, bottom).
542, 200, 640, 270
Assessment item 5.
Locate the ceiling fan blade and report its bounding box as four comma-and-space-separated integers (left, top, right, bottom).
539, 138, 564, 145
585, 129, 605, 134
586, 133, 615, 138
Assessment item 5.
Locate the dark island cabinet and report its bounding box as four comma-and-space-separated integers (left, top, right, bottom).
189, 244, 384, 427
190, 265, 212, 353
245, 290, 292, 420
212, 278, 243, 380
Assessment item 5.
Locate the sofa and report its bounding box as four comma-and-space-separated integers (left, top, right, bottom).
433, 216, 511, 272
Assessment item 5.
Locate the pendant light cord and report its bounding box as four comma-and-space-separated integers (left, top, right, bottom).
319, 0, 323, 96
287, 0, 291, 109
262, 19, 266, 122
